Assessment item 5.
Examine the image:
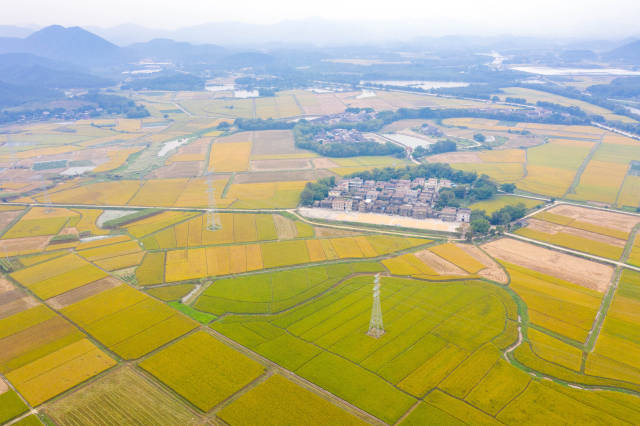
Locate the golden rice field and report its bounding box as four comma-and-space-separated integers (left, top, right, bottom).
0, 304, 115, 406
515, 227, 624, 260
450, 162, 525, 183
139, 331, 265, 412
162, 235, 427, 282
617, 175, 640, 209
61, 284, 197, 359
209, 141, 252, 172
568, 160, 628, 204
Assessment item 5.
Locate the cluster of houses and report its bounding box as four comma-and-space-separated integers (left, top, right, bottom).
314, 128, 372, 145
314, 110, 375, 125
313, 177, 471, 222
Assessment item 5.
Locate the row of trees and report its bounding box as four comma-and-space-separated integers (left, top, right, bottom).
412, 140, 457, 159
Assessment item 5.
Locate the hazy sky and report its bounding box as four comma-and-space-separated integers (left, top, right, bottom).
4, 0, 640, 38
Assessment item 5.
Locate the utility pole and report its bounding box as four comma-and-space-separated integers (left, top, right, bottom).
367, 273, 384, 338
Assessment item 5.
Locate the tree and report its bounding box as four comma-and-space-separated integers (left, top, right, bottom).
500, 183, 516, 193
473, 133, 486, 143
470, 217, 490, 234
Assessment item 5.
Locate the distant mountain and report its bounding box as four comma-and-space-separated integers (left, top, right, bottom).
605, 40, 640, 63
0, 53, 113, 88
0, 80, 59, 108
124, 38, 226, 64
0, 25, 121, 65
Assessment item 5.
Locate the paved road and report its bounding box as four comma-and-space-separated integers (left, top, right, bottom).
504, 232, 640, 272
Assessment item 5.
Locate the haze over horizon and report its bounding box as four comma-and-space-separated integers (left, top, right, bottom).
3, 0, 640, 41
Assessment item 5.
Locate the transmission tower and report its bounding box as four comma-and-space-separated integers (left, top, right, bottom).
367, 273, 385, 338
206, 173, 220, 230
41, 185, 53, 214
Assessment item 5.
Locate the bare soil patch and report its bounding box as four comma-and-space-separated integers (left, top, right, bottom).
46, 277, 121, 309
0, 378, 7, 394
548, 205, 640, 233
250, 159, 312, 171
456, 243, 508, 284
527, 219, 626, 247
0, 236, 50, 254
426, 152, 482, 163
414, 249, 466, 275
482, 238, 614, 292
0, 210, 22, 233
251, 130, 297, 155
149, 161, 204, 178
273, 215, 297, 240
312, 158, 339, 169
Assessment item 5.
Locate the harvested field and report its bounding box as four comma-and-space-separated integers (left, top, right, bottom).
250, 159, 312, 171
0, 236, 49, 257
251, 130, 298, 155
46, 366, 200, 425
457, 244, 508, 284
210, 142, 251, 172
273, 214, 297, 239
546, 204, 640, 233
427, 152, 482, 163
46, 277, 121, 309
0, 210, 23, 233
149, 161, 204, 178
482, 238, 614, 292
526, 219, 625, 247
413, 249, 466, 275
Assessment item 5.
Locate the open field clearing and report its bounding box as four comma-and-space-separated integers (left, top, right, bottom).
586, 269, 640, 385
298, 207, 461, 232
140, 331, 265, 412
213, 276, 518, 423
209, 141, 252, 172
11, 253, 108, 299
61, 284, 197, 359
515, 219, 625, 260
496, 87, 635, 122
218, 374, 366, 425
469, 195, 542, 214
46, 366, 200, 425
482, 238, 614, 292
195, 262, 384, 315
163, 235, 425, 281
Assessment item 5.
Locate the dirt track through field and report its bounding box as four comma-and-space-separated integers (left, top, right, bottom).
457, 243, 508, 284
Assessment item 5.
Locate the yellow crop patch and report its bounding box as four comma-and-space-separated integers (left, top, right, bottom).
209, 141, 252, 172
429, 243, 485, 273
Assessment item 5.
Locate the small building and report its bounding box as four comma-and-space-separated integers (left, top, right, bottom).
399, 204, 413, 217
440, 207, 458, 222
332, 198, 353, 211
456, 208, 471, 223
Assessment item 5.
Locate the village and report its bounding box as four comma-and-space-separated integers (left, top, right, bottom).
313, 176, 472, 222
